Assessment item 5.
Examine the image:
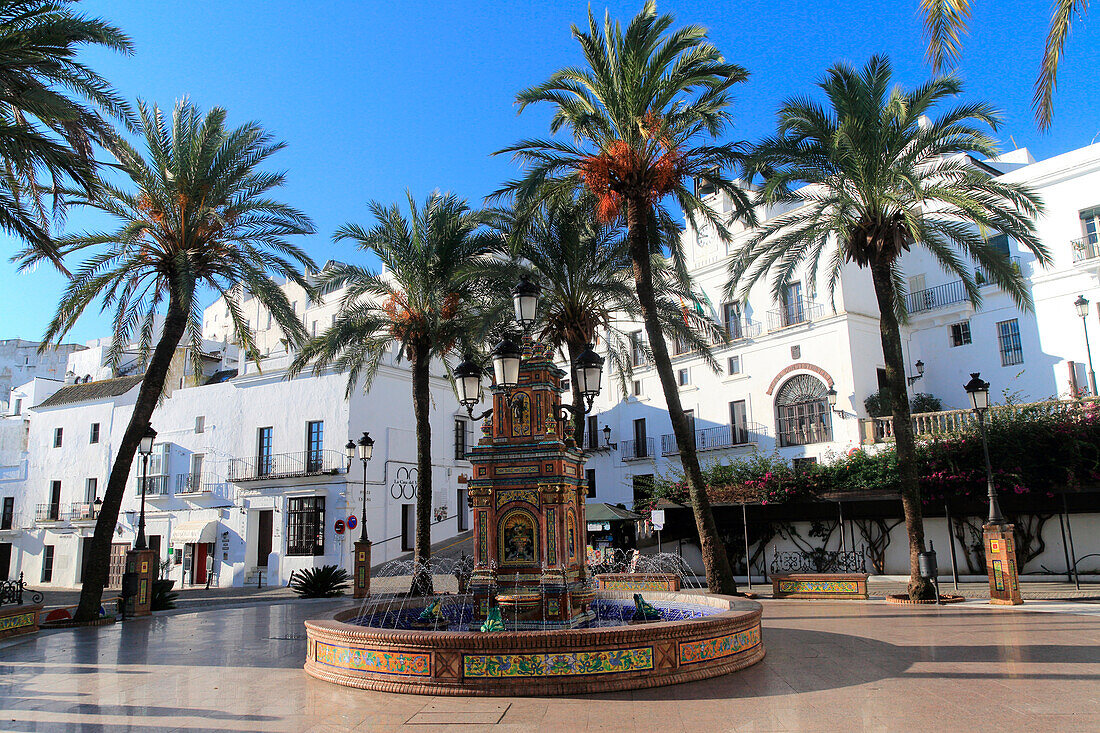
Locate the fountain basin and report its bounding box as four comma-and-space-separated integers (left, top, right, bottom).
304, 590, 764, 695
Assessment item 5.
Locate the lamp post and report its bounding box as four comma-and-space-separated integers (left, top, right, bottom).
1075, 295, 1097, 396
963, 373, 1004, 526
135, 424, 156, 550
356, 432, 374, 542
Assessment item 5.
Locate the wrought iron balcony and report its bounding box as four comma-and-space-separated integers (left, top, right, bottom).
68, 502, 100, 521
766, 300, 825, 331
723, 319, 763, 341
35, 503, 63, 522
904, 280, 968, 314
176, 472, 213, 494
1073, 235, 1100, 263
141, 475, 169, 496
228, 449, 345, 482
620, 437, 655, 462
975, 256, 1021, 286
660, 423, 768, 455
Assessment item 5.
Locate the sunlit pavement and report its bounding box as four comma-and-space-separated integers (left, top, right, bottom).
1, 597, 1098, 732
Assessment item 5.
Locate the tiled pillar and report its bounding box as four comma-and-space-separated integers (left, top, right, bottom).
125, 548, 157, 617
983, 524, 1022, 605
353, 540, 371, 599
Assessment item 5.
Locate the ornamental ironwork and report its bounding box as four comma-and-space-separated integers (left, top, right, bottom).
0, 573, 42, 606
770, 546, 867, 574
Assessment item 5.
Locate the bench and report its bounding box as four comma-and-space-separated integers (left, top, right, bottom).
769, 549, 869, 600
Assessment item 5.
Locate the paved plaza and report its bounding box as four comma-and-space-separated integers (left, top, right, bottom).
1, 597, 1098, 732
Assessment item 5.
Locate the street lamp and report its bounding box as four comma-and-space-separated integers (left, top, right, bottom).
907, 359, 925, 386
455, 354, 484, 416
511, 275, 541, 332
572, 343, 605, 411
825, 386, 847, 418
491, 334, 523, 391
1074, 295, 1097, 396
964, 373, 1004, 526
601, 425, 618, 450
355, 432, 374, 543
135, 424, 157, 550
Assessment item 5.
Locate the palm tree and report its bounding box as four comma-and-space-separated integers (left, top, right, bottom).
0, 0, 135, 268
289, 192, 498, 595
35, 100, 316, 621
495, 0, 751, 594
727, 56, 1048, 599
920, 0, 1087, 129
489, 196, 723, 449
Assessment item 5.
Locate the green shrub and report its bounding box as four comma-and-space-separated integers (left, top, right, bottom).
910, 393, 943, 413
151, 579, 178, 611
290, 565, 350, 598
864, 389, 891, 417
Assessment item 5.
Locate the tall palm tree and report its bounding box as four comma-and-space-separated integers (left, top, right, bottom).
489, 196, 723, 449
495, 0, 751, 594
920, 0, 1087, 130
35, 100, 316, 621
289, 192, 498, 595
727, 56, 1048, 599
0, 0, 135, 268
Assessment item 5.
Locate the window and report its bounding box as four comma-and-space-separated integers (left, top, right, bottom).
266, 311, 272, 330
950, 321, 972, 347
782, 282, 805, 326
988, 233, 1011, 258
730, 400, 748, 444
631, 474, 654, 505
311, 320, 318, 337
775, 374, 832, 447
13, 398, 21, 415
85, 478, 97, 504
195, 416, 205, 434
1, 497, 13, 529
792, 457, 818, 472
586, 415, 599, 450
257, 427, 273, 477
53, 428, 62, 448
1080, 207, 1100, 256
286, 496, 325, 556
561, 378, 570, 392
727, 356, 742, 376
629, 331, 645, 366
89, 423, 100, 444
876, 369, 889, 390
41, 545, 54, 582
306, 421, 324, 472
677, 368, 690, 386
722, 302, 743, 339
632, 418, 648, 458
454, 418, 468, 460
401, 504, 414, 551
997, 319, 1024, 366
673, 334, 690, 356
189, 454, 204, 491
632, 380, 643, 397
586, 468, 597, 498
49, 481, 61, 520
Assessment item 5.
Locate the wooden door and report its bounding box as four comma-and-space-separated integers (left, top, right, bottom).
108, 543, 128, 588
193, 543, 208, 585
257, 510, 273, 566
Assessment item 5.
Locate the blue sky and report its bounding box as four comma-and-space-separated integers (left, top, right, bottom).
2, 0, 1098, 344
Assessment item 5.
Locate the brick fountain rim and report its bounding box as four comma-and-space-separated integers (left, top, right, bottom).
304, 589, 765, 696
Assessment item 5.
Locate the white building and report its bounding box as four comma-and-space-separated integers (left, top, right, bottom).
0, 339, 84, 411
4, 270, 475, 589
580, 143, 1100, 513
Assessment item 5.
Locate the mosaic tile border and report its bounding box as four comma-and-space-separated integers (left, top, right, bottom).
313, 641, 431, 677
463, 647, 653, 678
678, 625, 762, 666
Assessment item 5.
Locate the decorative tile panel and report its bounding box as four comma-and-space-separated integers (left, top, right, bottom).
314, 642, 431, 676
496, 488, 539, 509
777, 580, 859, 594
463, 647, 653, 678
0, 612, 35, 633
546, 507, 557, 566
679, 626, 762, 666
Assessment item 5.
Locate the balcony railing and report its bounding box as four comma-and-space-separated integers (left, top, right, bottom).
620, 437, 655, 462
660, 423, 769, 456
862, 395, 1100, 444
1073, 235, 1100, 263
176, 472, 215, 494
228, 449, 345, 482
766, 300, 825, 331
723, 319, 763, 341
68, 502, 100, 522
976, 256, 1021, 286
905, 280, 968, 314
141, 475, 169, 496
35, 503, 63, 522
777, 421, 833, 447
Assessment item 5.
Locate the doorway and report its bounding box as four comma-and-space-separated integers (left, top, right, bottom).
401, 504, 414, 551
257, 510, 273, 566
457, 489, 468, 532
190, 542, 209, 585
108, 543, 128, 588
0, 542, 10, 580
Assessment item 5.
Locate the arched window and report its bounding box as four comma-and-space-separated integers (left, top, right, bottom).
775, 374, 832, 447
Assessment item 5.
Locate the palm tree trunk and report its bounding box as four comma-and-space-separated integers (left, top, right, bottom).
410, 343, 434, 595
567, 339, 586, 447
73, 292, 190, 621
624, 197, 737, 595
869, 260, 934, 600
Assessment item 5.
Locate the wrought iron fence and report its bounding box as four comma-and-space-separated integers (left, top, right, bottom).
228, 449, 345, 481
35, 503, 61, 522
1072, 235, 1099, 263
68, 502, 99, 521
0, 573, 42, 606
766, 300, 825, 331
141, 475, 169, 496
175, 472, 213, 494
620, 437, 654, 462
660, 422, 768, 456
770, 547, 867, 574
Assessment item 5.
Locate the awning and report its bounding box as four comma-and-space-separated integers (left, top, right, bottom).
171, 520, 218, 546
584, 502, 643, 523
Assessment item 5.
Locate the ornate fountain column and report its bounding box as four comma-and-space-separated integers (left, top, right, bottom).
467, 341, 592, 628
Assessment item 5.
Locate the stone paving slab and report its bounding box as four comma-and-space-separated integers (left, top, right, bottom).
1, 596, 1098, 731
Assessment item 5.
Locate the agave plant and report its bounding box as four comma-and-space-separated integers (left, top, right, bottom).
290, 565, 350, 598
